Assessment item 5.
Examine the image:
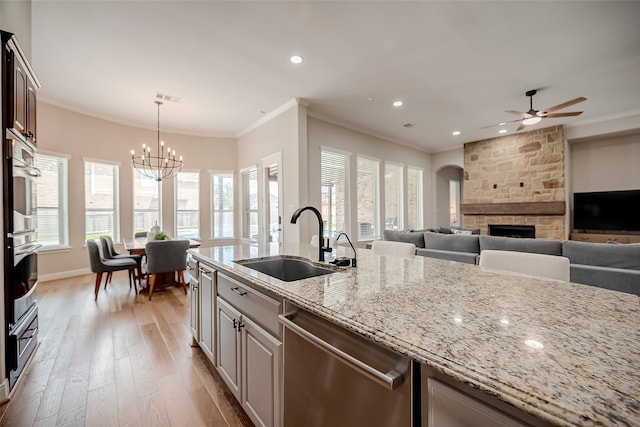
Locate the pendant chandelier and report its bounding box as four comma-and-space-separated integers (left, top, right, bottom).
131, 100, 183, 181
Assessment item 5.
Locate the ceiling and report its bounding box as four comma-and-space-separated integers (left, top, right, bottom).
31, 1, 640, 152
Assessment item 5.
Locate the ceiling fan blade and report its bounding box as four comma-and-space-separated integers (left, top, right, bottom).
543, 97, 587, 113
481, 118, 521, 129
516, 122, 526, 131
505, 110, 525, 116
542, 111, 583, 118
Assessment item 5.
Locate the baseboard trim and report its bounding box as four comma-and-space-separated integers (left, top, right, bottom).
39, 268, 91, 282
0, 378, 9, 403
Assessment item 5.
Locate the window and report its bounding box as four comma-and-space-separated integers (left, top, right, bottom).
321, 148, 350, 237
407, 166, 423, 230
211, 172, 234, 239
241, 167, 258, 241
133, 172, 161, 235
36, 153, 68, 248
357, 156, 380, 240
175, 171, 200, 239
384, 162, 403, 231
85, 160, 119, 241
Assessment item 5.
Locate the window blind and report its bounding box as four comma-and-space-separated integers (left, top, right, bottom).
321, 149, 350, 237
212, 172, 234, 239
175, 171, 200, 239
357, 157, 380, 240
36, 153, 68, 247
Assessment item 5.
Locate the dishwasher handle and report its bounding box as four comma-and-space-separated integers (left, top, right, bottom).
279, 312, 405, 391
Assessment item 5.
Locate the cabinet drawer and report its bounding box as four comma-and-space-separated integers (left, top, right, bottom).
218, 273, 282, 337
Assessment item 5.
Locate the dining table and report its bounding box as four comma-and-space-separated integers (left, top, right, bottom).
122, 237, 201, 294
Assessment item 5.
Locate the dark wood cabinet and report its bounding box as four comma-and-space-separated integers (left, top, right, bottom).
2, 31, 40, 146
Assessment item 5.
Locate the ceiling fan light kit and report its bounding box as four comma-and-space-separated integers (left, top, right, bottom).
484, 89, 586, 132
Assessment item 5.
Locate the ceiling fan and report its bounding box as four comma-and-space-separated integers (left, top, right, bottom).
484, 89, 587, 131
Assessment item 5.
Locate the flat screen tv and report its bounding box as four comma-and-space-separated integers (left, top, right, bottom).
573, 189, 640, 232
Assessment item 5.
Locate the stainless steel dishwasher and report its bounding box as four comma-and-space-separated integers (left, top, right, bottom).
279, 305, 414, 427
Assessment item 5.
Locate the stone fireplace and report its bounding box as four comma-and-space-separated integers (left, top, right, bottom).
461, 125, 567, 240
489, 224, 535, 238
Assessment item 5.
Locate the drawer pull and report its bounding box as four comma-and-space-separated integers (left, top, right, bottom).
231, 287, 247, 296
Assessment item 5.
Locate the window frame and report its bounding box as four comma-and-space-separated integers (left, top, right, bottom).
320, 147, 351, 238
210, 170, 235, 240
240, 166, 258, 242
356, 155, 381, 241
35, 151, 69, 250
407, 165, 424, 231
84, 158, 120, 242
132, 170, 162, 237
384, 161, 404, 231
174, 170, 201, 239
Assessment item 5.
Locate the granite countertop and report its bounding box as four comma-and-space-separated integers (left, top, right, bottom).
190, 243, 640, 427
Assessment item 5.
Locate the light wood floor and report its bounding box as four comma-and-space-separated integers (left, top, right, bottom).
0, 272, 254, 427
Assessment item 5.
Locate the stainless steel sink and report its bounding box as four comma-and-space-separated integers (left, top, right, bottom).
235, 256, 338, 282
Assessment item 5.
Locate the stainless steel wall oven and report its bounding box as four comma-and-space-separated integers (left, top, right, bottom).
4, 134, 40, 389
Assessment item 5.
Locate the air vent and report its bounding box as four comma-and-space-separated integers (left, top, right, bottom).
403, 123, 414, 128
155, 92, 181, 103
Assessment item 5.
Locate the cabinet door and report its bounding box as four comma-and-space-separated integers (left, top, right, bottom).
217, 297, 242, 400
241, 316, 282, 427
424, 378, 529, 427
199, 266, 215, 361
189, 268, 200, 341
13, 59, 27, 134
26, 83, 37, 144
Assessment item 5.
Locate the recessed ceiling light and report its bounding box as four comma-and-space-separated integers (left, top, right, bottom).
290, 55, 303, 64
452, 130, 461, 136
498, 129, 508, 134
392, 100, 403, 107
499, 122, 507, 126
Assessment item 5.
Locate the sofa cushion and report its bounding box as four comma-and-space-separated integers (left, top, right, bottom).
382, 229, 425, 248
562, 240, 640, 271
423, 232, 480, 254
416, 248, 479, 264
479, 235, 563, 255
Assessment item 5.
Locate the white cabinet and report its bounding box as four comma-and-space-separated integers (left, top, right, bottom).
188, 258, 199, 340
198, 264, 216, 362
216, 297, 242, 399
421, 367, 546, 427
242, 315, 282, 427
216, 273, 282, 427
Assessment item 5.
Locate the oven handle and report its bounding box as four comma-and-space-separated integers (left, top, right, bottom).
13, 158, 42, 177
15, 243, 42, 256
8, 229, 37, 238
279, 312, 405, 390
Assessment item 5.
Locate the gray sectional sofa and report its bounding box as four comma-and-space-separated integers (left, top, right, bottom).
382, 230, 640, 296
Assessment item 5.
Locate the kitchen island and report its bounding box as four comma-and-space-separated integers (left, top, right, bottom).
189, 243, 639, 427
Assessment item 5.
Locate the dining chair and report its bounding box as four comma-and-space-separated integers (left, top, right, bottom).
87, 239, 138, 300
371, 240, 416, 257
145, 239, 190, 301
479, 249, 570, 282
100, 235, 143, 287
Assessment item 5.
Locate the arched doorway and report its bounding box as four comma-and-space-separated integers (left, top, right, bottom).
435, 165, 464, 229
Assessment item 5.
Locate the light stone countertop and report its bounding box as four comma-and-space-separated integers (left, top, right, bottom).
190, 243, 640, 427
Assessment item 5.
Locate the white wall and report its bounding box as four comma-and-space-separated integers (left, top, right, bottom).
307, 117, 432, 239
569, 132, 640, 193
237, 102, 305, 244
0, 0, 32, 60
37, 102, 237, 278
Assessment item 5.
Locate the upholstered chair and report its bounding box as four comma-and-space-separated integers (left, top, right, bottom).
144, 239, 190, 301
87, 239, 138, 300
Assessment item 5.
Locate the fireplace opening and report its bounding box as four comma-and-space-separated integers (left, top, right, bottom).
489, 224, 535, 238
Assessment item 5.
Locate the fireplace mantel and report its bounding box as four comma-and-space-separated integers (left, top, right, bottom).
460, 201, 565, 216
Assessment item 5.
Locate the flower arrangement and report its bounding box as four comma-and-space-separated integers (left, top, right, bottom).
154, 231, 170, 241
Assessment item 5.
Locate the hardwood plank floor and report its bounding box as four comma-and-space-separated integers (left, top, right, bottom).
0, 272, 253, 427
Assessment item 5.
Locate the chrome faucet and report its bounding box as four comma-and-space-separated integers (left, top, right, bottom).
290, 206, 332, 262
